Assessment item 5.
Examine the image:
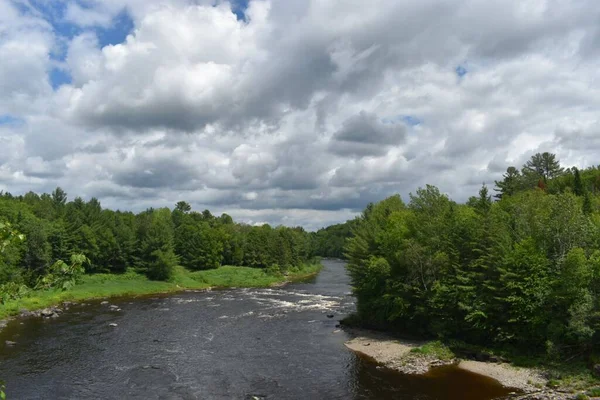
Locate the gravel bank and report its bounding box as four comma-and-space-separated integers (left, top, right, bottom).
458, 360, 545, 392
344, 331, 454, 375
343, 329, 566, 396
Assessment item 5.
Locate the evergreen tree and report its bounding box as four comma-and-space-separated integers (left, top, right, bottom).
175, 220, 222, 270
522, 152, 564, 183
574, 167, 584, 196
138, 208, 177, 281
494, 167, 521, 199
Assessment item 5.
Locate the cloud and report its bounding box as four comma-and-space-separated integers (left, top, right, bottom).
328, 111, 406, 157
1, 0, 600, 229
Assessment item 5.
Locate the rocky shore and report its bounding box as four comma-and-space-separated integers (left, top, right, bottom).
344, 329, 585, 400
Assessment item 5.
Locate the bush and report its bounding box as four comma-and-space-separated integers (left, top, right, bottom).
265, 264, 282, 276
146, 249, 177, 281
0, 282, 30, 304
35, 254, 88, 291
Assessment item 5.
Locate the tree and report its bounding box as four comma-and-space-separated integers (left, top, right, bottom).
175, 201, 191, 213
468, 184, 492, 214
175, 220, 222, 270
574, 167, 584, 196
522, 152, 564, 184
18, 218, 52, 278
494, 167, 521, 199
138, 208, 177, 281
583, 191, 593, 214
51, 187, 67, 209
0, 221, 24, 255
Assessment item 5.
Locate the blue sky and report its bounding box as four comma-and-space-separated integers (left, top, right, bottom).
0, 115, 24, 126
18, 0, 250, 89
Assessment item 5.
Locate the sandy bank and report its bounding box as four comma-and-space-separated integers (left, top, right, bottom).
344, 330, 553, 394
344, 331, 451, 375
458, 360, 545, 392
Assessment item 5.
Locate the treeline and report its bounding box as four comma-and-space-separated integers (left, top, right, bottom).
347, 153, 600, 358
310, 220, 357, 259
0, 192, 313, 284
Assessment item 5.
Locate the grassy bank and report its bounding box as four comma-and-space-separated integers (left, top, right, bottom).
0, 263, 322, 320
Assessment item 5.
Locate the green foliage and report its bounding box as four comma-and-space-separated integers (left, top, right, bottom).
0, 189, 314, 288
310, 219, 357, 258
586, 387, 600, 397
523, 152, 564, 183
347, 158, 600, 362
0, 263, 322, 319
0, 282, 30, 304
145, 248, 178, 281
494, 166, 522, 199
0, 221, 24, 254
175, 219, 222, 270
410, 341, 455, 361
265, 264, 282, 276
35, 254, 89, 291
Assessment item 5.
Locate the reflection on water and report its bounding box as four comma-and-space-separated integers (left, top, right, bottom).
0, 260, 513, 399
351, 355, 514, 400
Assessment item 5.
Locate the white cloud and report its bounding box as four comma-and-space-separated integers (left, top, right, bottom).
1, 0, 600, 229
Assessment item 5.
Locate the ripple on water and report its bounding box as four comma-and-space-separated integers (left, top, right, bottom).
0, 260, 514, 400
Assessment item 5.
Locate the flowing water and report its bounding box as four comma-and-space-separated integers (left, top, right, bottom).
0, 260, 513, 399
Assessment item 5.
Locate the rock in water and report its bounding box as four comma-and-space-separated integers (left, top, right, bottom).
101, 301, 109, 305
326, 314, 334, 318
5, 340, 16, 346
109, 323, 118, 327
40, 308, 57, 318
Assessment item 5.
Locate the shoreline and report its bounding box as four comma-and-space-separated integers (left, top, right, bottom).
343, 329, 584, 400
0, 263, 322, 330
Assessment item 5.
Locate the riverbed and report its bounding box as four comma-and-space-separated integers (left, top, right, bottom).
0, 260, 513, 399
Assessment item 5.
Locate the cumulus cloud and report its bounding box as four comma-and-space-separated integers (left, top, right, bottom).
328, 111, 406, 157
1, 0, 600, 229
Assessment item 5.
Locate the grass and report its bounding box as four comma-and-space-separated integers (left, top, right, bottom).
586, 387, 600, 397
0, 263, 322, 320
410, 340, 456, 361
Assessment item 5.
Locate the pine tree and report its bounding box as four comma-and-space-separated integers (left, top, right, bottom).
494, 167, 521, 199
522, 152, 564, 183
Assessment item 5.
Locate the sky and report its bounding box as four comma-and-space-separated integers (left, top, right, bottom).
1, 0, 600, 230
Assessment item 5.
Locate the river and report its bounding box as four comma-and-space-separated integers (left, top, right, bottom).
0, 259, 513, 399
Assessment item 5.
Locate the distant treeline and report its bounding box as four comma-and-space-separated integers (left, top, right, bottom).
346, 153, 600, 359
0, 193, 313, 284
309, 221, 358, 259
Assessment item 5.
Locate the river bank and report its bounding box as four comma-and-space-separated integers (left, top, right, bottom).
0, 263, 322, 322
344, 328, 598, 400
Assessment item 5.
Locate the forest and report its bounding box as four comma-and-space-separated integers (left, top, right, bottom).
345, 152, 600, 362
0, 192, 316, 304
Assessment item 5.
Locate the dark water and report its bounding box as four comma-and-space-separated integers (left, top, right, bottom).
0, 260, 513, 399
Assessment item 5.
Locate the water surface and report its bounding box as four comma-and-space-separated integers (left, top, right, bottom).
0, 260, 513, 399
